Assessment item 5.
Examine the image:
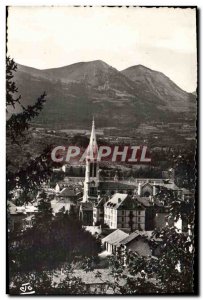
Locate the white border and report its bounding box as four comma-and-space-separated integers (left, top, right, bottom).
0, 1, 201, 299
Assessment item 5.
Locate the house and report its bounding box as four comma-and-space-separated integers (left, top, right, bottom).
119, 231, 153, 257
93, 197, 108, 225
136, 197, 156, 230
79, 202, 93, 225
51, 198, 76, 215
102, 230, 162, 258
59, 187, 77, 200
104, 193, 146, 231
8, 202, 25, 232
8, 201, 38, 232
102, 229, 129, 254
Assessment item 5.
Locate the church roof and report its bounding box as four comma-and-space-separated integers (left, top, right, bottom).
98, 181, 136, 190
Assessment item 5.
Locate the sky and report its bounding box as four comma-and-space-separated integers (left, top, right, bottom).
7, 6, 197, 92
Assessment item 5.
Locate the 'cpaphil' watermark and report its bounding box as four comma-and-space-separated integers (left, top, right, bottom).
51, 145, 151, 164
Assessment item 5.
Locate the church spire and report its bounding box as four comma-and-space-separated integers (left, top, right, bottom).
87, 117, 98, 160
90, 116, 96, 146
82, 118, 100, 203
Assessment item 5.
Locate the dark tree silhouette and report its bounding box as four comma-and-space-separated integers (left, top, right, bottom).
9, 209, 101, 273
6, 57, 55, 202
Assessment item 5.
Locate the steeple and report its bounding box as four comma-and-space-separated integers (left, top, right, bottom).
87, 117, 98, 160
82, 118, 100, 203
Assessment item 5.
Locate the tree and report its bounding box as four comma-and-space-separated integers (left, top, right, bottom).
107, 186, 194, 294
6, 57, 46, 142
107, 226, 193, 294
9, 268, 89, 295
6, 57, 56, 202
9, 209, 101, 274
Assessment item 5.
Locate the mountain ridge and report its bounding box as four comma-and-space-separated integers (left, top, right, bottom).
12, 60, 196, 130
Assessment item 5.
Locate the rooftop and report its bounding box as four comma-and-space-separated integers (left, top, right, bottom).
102, 229, 129, 246
95, 197, 108, 208
59, 187, 76, 197
120, 230, 162, 245
98, 181, 136, 190
80, 202, 93, 210
105, 193, 145, 210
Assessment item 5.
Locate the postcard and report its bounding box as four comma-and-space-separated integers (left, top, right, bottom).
6, 6, 197, 295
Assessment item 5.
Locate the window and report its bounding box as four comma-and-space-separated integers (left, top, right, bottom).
94, 163, 97, 177
122, 217, 124, 222
138, 211, 141, 215
138, 217, 141, 222
90, 163, 93, 177
122, 210, 125, 215
121, 223, 124, 228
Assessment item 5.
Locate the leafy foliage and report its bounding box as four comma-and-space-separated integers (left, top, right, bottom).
108, 225, 193, 294
6, 57, 55, 202
9, 268, 88, 295
6, 57, 46, 142
9, 202, 101, 273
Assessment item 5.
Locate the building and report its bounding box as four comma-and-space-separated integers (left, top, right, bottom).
137, 182, 154, 197
98, 181, 136, 197
93, 196, 107, 225
79, 118, 99, 224
79, 202, 93, 225
119, 231, 153, 257
80, 120, 192, 230
82, 118, 100, 203
51, 198, 76, 215
102, 229, 162, 257
136, 197, 156, 230
104, 193, 146, 231
102, 229, 129, 254
8, 201, 38, 232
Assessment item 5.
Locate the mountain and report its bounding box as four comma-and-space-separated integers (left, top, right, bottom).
11, 60, 196, 130
121, 65, 195, 113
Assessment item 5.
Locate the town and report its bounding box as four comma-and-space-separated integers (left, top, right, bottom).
8, 119, 194, 294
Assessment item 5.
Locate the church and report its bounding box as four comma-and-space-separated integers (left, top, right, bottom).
79, 119, 189, 228
79, 119, 140, 224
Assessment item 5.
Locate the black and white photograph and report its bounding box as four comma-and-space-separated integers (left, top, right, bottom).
6, 6, 198, 295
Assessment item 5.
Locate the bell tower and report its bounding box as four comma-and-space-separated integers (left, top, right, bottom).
82, 118, 100, 202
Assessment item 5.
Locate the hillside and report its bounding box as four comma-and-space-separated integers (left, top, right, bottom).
11, 60, 196, 130
121, 65, 195, 113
